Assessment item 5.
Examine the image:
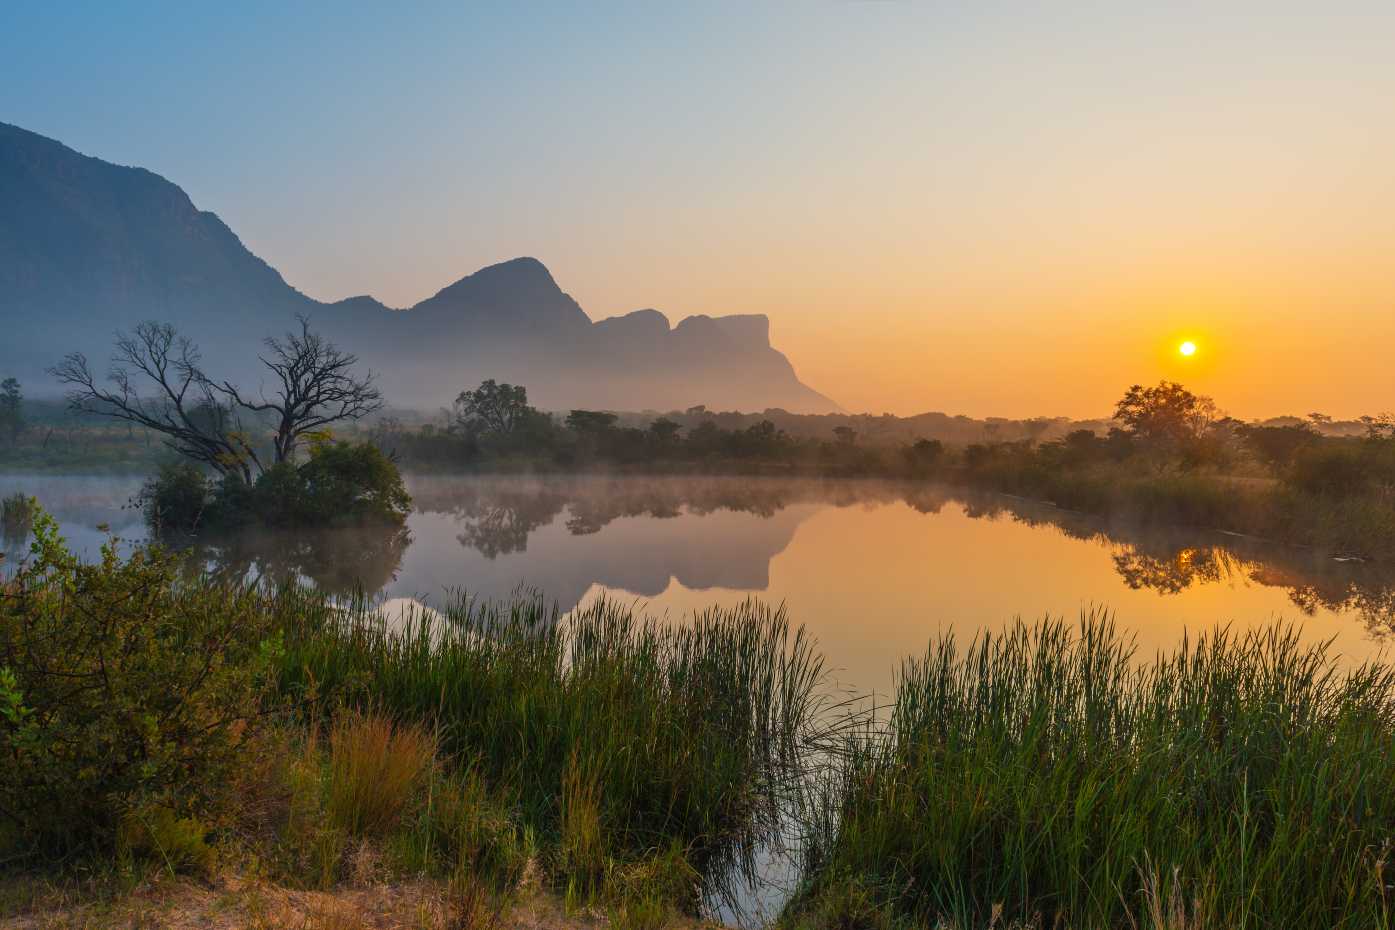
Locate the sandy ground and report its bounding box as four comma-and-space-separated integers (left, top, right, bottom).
0, 875, 718, 930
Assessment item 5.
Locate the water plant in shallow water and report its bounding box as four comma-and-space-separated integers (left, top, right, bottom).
786, 613, 1395, 930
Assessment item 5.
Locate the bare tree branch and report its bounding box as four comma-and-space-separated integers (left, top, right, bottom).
49, 322, 260, 482
51, 318, 381, 479
216, 315, 383, 463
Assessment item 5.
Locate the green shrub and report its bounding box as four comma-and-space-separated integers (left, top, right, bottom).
117, 805, 215, 877
1288, 442, 1375, 496
258, 441, 411, 529
0, 510, 280, 858
140, 441, 411, 536
139, 461, 214, 532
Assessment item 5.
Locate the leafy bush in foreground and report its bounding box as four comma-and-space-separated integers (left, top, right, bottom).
0, 512, 280, 858
789, 616, 1395, 930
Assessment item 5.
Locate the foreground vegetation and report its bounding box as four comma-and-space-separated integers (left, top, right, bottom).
789, 617, 1395, 930
7, 511, 1395, 927
1, 511, 822, 927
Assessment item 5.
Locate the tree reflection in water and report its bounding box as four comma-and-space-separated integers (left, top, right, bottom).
185, 524, 411, 596
137, 474, 1395, 641
968, 491, 1395, 637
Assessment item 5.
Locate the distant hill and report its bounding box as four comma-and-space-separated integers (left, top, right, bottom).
0, 122, 839, 414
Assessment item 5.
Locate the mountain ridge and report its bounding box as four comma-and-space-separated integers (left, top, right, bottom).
0, 121, 839, 414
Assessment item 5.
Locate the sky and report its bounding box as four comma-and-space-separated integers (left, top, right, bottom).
4, 1, 1393, 418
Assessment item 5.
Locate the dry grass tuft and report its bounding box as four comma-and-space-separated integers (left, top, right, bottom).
327, 713, 437, 840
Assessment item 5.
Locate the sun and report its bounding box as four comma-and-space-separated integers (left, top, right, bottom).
1178, 340, 1197, 357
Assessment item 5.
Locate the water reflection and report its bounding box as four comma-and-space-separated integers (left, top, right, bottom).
413, 476, 1395, 639
4, 473, 1394, 657
188, 525, 412, 595
959, 492, 1395, 638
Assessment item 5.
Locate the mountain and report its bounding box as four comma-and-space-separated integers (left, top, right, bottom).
0, 122, 838, 414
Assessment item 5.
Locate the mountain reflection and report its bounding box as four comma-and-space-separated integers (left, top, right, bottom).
409, 476, 1395, 635
4, 473, 1392, 640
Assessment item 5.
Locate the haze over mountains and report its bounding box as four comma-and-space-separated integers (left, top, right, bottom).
0, 121, 838, 414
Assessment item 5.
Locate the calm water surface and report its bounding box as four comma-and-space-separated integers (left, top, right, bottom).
7, 472, 1394, 922
3, 472, 1393, 701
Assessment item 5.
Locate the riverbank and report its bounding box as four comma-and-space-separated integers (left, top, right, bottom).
1, 513, 823, 928
7, 513, 1395, 928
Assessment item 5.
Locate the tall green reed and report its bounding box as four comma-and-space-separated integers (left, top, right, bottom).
271, 587, 826, 893
789, 612, 1395, 930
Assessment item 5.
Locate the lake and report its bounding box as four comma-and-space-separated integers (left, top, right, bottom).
3, 472, 1393, 702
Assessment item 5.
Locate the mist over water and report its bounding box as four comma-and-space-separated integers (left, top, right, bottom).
3, 472, 1392, 701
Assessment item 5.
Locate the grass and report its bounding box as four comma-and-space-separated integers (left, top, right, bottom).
785, 613, 1395, 930
10, 515, 1395, 928
1, 492, 35, 547
273, 589, 827, 903
326, 711, 437, 840
1, 514, 827, 924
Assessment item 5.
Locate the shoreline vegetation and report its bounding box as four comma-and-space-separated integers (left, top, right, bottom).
1, 361, 1392, 561
6, 515, 1395, 928
1, 512, 823, 929
2, 331, 1395, 926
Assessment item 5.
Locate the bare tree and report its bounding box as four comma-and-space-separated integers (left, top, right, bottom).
51, 317, 382, 481
50, 322, 261, 482
217, 316, 383, 463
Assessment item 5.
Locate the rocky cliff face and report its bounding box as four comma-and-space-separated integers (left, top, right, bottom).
0, 122, 838, 414
0, 122, 837, 412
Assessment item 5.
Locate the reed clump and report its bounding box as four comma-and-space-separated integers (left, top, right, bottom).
786, 613, 1395, 930
274, 588, 826, 899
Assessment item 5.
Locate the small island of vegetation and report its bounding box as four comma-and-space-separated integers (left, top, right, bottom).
37, 318, 412, 537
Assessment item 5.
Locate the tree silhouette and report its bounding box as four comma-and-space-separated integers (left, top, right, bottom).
1113, 381, 1219, 444
453, 379, 532, 436
52, 318, 381, 482
0, 377, 23, 442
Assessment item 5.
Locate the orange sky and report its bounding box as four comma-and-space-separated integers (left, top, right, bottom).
12, 3, 1393, 419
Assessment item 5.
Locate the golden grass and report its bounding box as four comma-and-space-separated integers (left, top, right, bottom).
326, 713, 437, 840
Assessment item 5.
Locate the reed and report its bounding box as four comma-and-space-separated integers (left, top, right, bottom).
786, 613, 1395, 929
271, 588, 827, 895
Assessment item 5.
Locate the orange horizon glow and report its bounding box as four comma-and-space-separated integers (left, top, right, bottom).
16, 4, 1392, 422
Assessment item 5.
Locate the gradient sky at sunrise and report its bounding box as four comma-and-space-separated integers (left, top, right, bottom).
4, 1, 1393, 418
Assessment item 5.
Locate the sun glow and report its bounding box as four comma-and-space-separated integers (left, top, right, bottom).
1178, 341, 1197, 357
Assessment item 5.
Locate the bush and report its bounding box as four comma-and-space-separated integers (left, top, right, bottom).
0, 510, 280, 858
140, 441, 412, 536
1287, 442, 1375, 496
278, 440, 412, 528
139, 461, 214, 532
